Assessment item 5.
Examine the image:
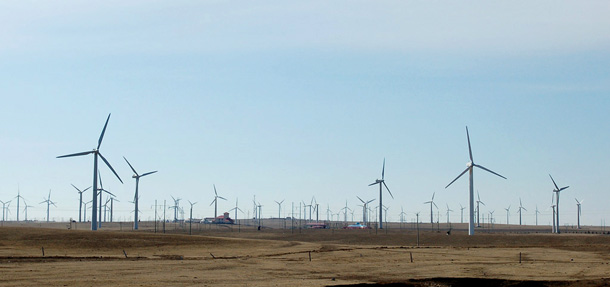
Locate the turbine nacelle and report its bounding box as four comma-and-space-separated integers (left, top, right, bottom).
466, 161, 473, 168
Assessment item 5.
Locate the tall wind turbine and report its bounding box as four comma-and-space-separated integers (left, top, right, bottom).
423, 192, 437, 224
445, 126, 506, 235
57, 113, 123, 231
71, 184, 91, 223
23, 203, 34, 221
39, 190, 57, 222
210, 184, 227, 218
14, 186, 26, 222
476, 191, 485, 227
229, 198, 243, 223
575, 198, 583, 229
369, 158, 394, 229
274, 199, 284, 219
517, 198, 527, 225
124, 156, 157, 230
549, 174, 569, 233
504, 205, 511, 225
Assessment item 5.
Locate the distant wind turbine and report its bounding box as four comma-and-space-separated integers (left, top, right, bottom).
459, 204, 466, 223
424, 192, 438, 224
517, 198, 527, 225
71, 184, 91, 223
229, 198, 244, 223
188, 200, 197, 235
274, 199, 284, 219
575, 198, 583, 229
14, 186, 26, 222
476, 191, 485, 227
369, 158, 394, 229
445, 126, 506, 235
39, 190, 57, 222
357, 196, 375, 224
57, 113, 123, 231
124, 156, 157, 230
446, 204, 453, 224
0, 200, 11, 221
504, 205, 511, 225
210, 184, 227, 218
549, 174, 569, 234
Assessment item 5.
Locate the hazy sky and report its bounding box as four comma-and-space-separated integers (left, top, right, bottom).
1, 1, 609, 226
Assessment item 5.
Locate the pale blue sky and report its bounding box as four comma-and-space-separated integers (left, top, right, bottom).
1, 1, 609, 226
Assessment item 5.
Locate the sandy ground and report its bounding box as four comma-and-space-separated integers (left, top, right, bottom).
1, 221, 610, 286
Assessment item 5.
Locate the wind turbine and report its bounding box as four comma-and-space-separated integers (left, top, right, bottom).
23, 203, 34, 221
445, 126, 506, 235
170, 196, 182, 222
517, 198, 527, 225
575, 198, 583, 229
210, 185, 227, 218
39, 190, 57, 222
476, 191, 485, 227
0, 200, 11, 221
229, 198, 244, 223
96, 171, 116, 227
274, 199, 284, 219
341, 200, 351, 223
549, 174, 569, 234
535, 205, 541, 226
71, 184, 91, 223
446, 204, 454, 224
188, 200, 197, 235
459, 204, 466, 223
14, 186, 26, 222
83, 200, 92, 222
124, 156, 157, 230
56, 113, 123, 231
399, 206, 406, 224
357, 196, 375, 224
504, 205, 511, 225
369, 158, 394, 229
423, 192, 438, 224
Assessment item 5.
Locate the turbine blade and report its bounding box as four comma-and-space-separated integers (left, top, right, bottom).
71, 184, 81, 192
382, 158, 385, 180
549, 174, 560, 190
97, 113, 111, 150
357, 196, 365, 203
383, 181, 394, 199
475, 164, 506, 179
123, 156, 138, 176
83, 186, 92, 192
99, 153, 123, 184
57, 150, 95, 158
210, 199, 216, 206
368, 182, 378, 186
446, 167, 469, 188
140, 171, 158, 177
214, 184, 217, 196
559, 186, 570, 191
219, 196, 227, 201
466, 126, 473, 162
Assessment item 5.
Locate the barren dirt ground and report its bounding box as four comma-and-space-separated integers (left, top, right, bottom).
1, 223, 610, 286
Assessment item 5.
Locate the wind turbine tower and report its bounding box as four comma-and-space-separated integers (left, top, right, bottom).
368, 158, 394, 229
575, 198, 583, 229
445, 126, 506, 235
476, 191, 485, 227
274, 199, 284, 219
39, 190, 57, 222
57, 113, 123, 231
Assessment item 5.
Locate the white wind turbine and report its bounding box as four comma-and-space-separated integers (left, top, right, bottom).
124, 156, 157, 230
357, 196, 375, 224
39, 190, 57, 222
549, 174, 569, 234
446, 204, 453, 224
274, 199, 284, 219
504, 205, 511, 225
71, 184, 91, 223
517, 198, 527, 225
57, 113, 123, 231
446, 126, 506, 235
575, 198, 583, 229
423, 192, 438, 224
459, 204, 466, 223
475, 191, 485, 227
210, 185, 227, 218
229, 198, 243, 223
368, 158, 394, 229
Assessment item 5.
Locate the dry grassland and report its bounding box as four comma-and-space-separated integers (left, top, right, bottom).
1, 223, 610, 286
